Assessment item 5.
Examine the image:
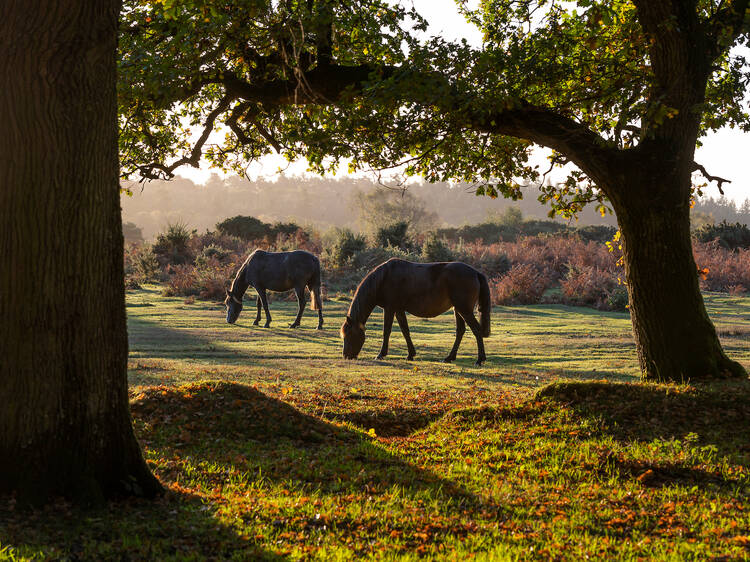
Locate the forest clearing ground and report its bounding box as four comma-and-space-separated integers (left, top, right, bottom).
2, 286, 750, 560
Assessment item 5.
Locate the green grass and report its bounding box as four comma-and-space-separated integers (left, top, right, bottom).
2, 286, 750, 560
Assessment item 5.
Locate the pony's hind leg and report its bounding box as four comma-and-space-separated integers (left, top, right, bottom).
395, 311, 416, 360
257, 288, 272, 327
376, 309, 395, 360
455, 306, 486, 366
313, 286, 323, 329
289, 286, 305, 328
444, 310, 466, 363
253, 294, 262, 326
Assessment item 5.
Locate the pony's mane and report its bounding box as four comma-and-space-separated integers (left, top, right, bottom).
348, 263, 386, 322
230, 252, 255, 295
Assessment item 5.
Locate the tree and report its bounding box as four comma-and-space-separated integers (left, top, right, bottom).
124, 221, 145, 244
119, 1, 750, 382
0, 2, 162, 503
352, 189, 438, 234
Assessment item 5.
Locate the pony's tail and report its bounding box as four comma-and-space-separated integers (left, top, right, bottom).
478, 272, 491, 337
310, 260, 322, 311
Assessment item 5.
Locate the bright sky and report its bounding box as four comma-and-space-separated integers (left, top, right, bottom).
177, 0, 750, 204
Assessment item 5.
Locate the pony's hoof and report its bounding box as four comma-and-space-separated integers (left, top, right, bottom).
263, 323, 271, 328
443, 356, 455, 363
252, 321, 259, 326
375, 354, 385, 360
288, 323, 299, 328
475, 358, 486, 366
316, 325, 323, 330
407, 355, 415, 361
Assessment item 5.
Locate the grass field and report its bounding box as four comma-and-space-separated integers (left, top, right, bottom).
2, 286, 750, 560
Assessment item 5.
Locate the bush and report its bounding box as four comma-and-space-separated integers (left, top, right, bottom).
132, 245, 162, 282
216, 215, 274, 241
123, 221, 144, 245
153, 221, 194, 265
490, 264, 552, 305
559, 265, 620, 309
194, 244, 231, 269
375, 221, 412, 250
421, 233, 455, 262
164, 262, 235, 300
189, 231, 248, 256
272, 221, 302, 237
353, 245, 422, 270
693, 240, 750, 292
694, 220, 750, 250
327, 228, 367, 267
573, 225, 618, 243
606, 286, 630, 311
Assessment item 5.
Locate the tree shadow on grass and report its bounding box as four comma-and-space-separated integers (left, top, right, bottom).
533, 380, 750, 455
127, 382, 490, 556
2, 382, 488, 560
130, 382, 478, 501
533, 380, 750, 488
0, 477, 285, 561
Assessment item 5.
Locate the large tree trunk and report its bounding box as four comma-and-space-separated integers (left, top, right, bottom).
610, 159, 746, 383
0, 1, 162, 503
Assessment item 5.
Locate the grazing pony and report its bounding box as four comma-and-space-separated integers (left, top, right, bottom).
340, 258, 491, 365
224, 250, 323, 329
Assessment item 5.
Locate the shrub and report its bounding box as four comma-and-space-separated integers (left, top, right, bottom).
573, 225, 618, 243
421, 233, 455, 262
195, 244, 231, 269
375, 221, 412, 250
694, 220, 750, 250
606, 286, 630, 311
272, 221, 302, 237
123, 221, 144, 245
153, 221, 194, 265
559, 265, 619, 309
353, 245, 422, 271
693, 240, 750, 292
164, 262, 235, 300
327, 228, 367, 267
216, 215, 274, 241
132, 245, 162, 282
274, 227, 322, 254
490, 264, 552, 305
189, 231, 248, 256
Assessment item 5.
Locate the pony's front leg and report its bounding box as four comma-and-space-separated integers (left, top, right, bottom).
376, 309, 395, 360
395, 311, 416, 360
257, 288, 272, 327
289, 287, 305, 328
444, 310, 465, 363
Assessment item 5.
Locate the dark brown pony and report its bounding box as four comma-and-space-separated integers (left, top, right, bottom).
340, 258, 491, 365
224, 250, 323, 329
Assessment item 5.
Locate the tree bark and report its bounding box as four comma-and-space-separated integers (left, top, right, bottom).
609, 156, 746, 383
0, 1, 162, 503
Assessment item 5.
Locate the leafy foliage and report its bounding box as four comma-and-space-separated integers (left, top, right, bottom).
695, 220, 750, 250
326, 228, 366, 267
153, 221, 195, 265
421, 233, 455, 262
374, 221, 411, 250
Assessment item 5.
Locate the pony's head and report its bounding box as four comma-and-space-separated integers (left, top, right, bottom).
224, 289, 243, 324
340, 316, 365, 359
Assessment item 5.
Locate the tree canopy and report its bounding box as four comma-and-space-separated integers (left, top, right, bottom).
120, 0, 748, 213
